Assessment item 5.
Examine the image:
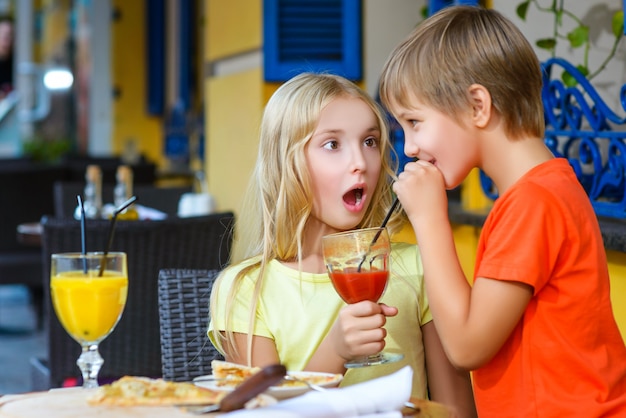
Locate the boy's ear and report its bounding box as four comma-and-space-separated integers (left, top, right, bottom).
468, 84, 491, 128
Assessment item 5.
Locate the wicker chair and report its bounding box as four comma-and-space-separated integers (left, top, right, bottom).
36, 212, 234, 388
158, 268, 225, 382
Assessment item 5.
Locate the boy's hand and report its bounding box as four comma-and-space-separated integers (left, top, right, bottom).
394, 160, 449, 229
330, 301, 398, 361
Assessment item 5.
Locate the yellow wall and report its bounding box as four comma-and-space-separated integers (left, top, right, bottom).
604, 251, 626, 338
204, 0, 264, 212
39, 0, 72, 60
206, 0, 261, 61
206, 69, 263, 212
111, 0, 163, 166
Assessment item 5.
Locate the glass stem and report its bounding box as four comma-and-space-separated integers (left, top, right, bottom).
77, 343, 103, 388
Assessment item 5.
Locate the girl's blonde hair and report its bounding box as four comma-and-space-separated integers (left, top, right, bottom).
379, 5, 544, 140
211, 72, 404, 362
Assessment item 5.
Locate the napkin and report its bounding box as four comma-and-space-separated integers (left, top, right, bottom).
101, 203, 167, 220
226, 366, 413, 418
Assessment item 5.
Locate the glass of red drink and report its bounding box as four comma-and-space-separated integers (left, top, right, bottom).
322, 227, 403, 368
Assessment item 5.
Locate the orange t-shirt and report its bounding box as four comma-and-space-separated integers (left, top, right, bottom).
473, 158, 626, 417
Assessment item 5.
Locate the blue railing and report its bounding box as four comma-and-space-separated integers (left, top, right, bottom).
480, 57, 626, 219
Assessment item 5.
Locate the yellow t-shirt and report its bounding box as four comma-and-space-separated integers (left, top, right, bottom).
208, 242, 431, 398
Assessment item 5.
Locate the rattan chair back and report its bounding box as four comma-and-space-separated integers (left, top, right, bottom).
40, 212, 234, 388
158, 268, 225, 382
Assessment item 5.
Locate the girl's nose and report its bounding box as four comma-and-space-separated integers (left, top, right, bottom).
350, 149, 367, 173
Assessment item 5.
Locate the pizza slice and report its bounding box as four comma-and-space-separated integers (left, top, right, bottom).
211, 360, 261, 388
87, 375, 225, 406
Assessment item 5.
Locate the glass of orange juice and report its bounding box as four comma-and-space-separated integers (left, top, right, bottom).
50, 252, 128, 388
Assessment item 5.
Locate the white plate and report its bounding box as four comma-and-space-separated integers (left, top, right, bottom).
193, 371, 343, 400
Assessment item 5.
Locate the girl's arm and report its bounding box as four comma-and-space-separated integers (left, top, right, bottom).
422, 321, 477, 418
226, 333, 280, 366
223, 302, 398, 373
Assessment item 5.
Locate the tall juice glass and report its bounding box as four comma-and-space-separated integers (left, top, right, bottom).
322, 227, 403, 368
50, 252, 128, 388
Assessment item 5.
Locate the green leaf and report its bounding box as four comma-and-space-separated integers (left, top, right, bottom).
612, 11, 624, 37
516, 1, 530, 21
421, 5, 428, 20
562, 65, 589, 87
555, 10, 563, 26
550, 0, 557, 13
536, 38, 557, 51
562, 72, 577, 87
567, 26, 589, 48
576, 64, 589, 78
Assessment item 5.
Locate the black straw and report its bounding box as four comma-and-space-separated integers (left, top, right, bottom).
77, 195, 87, 274
357, 197, 400, 272
98, 196, 137, 276
373, 197, 400, 242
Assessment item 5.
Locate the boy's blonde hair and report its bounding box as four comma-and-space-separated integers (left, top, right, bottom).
379, 5, 544, 140
211, 72, 403, 362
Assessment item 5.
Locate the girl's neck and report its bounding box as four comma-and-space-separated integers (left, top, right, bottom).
280, 253, 326, 274
280, 218, 336, 274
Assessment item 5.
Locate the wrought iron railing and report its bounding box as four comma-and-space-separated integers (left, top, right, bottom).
480, 57, 626, 219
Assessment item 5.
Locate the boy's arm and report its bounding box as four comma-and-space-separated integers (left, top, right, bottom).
422, 321, 477, 418
394, 160, 532, 370
410, 212, 532, 369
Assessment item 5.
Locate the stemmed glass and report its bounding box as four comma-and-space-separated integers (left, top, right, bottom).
322, 227, 403, 368
50, 252, 128, 388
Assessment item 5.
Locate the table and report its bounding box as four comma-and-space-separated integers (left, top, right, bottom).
0, 389, 454, 417
16, 222, 42, 247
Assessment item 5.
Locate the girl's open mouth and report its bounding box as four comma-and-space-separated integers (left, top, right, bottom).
343, 188, 364, 211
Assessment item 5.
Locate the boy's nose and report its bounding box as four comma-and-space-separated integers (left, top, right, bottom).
404, 139, 420, 158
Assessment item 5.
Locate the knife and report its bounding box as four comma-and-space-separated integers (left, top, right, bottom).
188, 363, 287, 414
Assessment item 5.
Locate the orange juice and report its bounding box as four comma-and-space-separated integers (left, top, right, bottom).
50, 270, 128, 344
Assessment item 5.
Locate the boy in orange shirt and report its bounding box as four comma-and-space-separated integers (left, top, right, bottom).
379, 5, 626, 417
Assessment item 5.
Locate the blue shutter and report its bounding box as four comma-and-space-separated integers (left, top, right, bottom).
146, 0, 165, 115
428, 0, 479, 16
263, 0, 362, 82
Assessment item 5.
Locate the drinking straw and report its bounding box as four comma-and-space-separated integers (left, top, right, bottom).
98, 196, 138, 277
77, 195, 88, 274
357, 197, 400, 272
374, 197, 400, 242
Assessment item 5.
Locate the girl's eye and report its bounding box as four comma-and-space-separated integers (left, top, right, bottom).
364, 137, 378, 147
409, 119, 420, 128
322, 140, 338, 150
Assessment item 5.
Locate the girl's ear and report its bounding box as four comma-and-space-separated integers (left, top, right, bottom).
468, 84, 491, 128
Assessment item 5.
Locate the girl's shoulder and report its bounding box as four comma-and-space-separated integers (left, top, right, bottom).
391, 241, 419, 259
217, 256, 262, 285
390, 241, 423, 276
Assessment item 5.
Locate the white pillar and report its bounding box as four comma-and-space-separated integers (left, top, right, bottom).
88, 0, 112, 155
15, 0, 34, 140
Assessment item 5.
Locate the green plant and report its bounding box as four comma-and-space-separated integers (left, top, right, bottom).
516, 0, 624, 86
22, 137, 72, 163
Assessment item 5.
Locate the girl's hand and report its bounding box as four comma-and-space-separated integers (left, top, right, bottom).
330, 301, 398, 360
